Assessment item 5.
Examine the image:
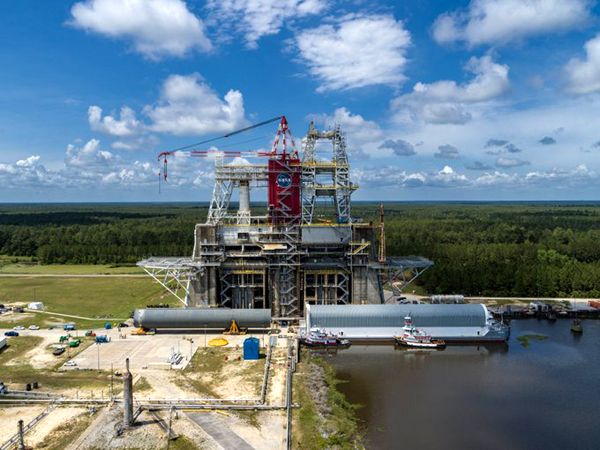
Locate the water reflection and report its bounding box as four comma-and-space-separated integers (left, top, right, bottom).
326, 320, 600, 450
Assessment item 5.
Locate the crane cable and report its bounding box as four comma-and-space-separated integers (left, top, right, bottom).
158, 115, 283, 189
164, 115, 282, 154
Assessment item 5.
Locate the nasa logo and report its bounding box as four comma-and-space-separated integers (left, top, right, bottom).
276, 173, 292, 188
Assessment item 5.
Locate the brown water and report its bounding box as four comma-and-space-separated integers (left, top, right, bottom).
326, 320, 600, 450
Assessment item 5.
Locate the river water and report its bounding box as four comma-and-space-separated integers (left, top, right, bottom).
326, 320, 600, 450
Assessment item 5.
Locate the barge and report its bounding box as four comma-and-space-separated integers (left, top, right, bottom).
305, 304, 510, 343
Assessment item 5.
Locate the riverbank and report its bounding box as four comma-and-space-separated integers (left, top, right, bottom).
292, 350, 364, 449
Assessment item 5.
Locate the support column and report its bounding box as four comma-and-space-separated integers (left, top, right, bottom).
123, 358, 133, 427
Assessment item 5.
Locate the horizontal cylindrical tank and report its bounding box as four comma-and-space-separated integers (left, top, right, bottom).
133, 308, 272, 329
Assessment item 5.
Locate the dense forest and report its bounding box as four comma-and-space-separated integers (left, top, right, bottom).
2, 202, 600, 298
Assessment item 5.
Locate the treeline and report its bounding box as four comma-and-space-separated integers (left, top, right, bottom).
378, 204, 600, 298
2, 202, 600, 297
0, 205, 202, 264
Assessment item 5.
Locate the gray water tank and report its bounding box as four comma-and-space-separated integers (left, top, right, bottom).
133, 308, 272, 329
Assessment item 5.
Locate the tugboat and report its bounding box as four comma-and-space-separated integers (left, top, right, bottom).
395, 315, 446, 349
301, 328, 350, 348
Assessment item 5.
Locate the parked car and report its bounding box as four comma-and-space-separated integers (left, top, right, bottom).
52, 347, 65, 356
118, 322, 129, 328
28, 325, 40, 330
64, 360, 77, 367
4, 331, 19, 337
13, 326, 25, 331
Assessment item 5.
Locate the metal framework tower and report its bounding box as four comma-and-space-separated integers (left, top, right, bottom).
301, 122, 356, 225
137, 116, 434, 318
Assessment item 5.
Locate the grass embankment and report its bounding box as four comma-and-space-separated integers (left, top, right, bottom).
0, 336, 116, 393
293, 351, 363, 450
0, 276, 171, 328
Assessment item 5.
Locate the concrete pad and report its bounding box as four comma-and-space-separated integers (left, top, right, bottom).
65, 335, 202, 371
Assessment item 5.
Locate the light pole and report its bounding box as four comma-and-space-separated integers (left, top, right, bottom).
96, 343, 100, 371
204, 324, 207, 347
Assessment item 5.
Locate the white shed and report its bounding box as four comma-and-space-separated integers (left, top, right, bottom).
28, 302, 44, 310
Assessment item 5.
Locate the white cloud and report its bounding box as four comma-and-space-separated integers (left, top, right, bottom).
16, 155, 41, 167
391, 55, 509, 124
294, 14, 411, 91
354, 165, 469, 189
144, 74, 248, 136
495, 157, 530, 168
566, 33, 600, 94
433, 0, 591, 46
88, 105, 143, 137
207, 0, 328, 48
70, 0, 211, 59
65, 139, 115, 168
310, 107, 384, 156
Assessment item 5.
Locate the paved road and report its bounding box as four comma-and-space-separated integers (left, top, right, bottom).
186, 412, 255, 450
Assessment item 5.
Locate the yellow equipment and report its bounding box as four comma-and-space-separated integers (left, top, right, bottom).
223, 320, 247, 335
208, 337, 229, 347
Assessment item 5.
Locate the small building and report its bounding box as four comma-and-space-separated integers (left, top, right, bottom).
28, 302, 44, 310
243, 337, 260, 360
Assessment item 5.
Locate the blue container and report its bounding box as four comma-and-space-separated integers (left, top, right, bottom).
243, 337, 260, 360
104, 322, 112, 329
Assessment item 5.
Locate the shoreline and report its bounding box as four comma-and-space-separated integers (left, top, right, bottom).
292, 349, 364, 449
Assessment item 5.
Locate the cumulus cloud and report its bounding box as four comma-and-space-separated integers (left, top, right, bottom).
566, 33, 600, 94
484, 139, 522, 154
16, 155, 41, 167
391, 55, 509, 125
310, 107, 384, 156
1, 139, 162, 191
466, 160, 493, 170
207, 0, 328, 48
378, 139, 416, 156
539, 136, 556, 145
69, 0, 211, 59
88, 106, 143, 137
435, 144, 460, 159
433, 0, 591, 47
65, 139, 115, 168
294, 14, 411, 91
144, 74, 248, 135
354, 165, 469, 188
496, 157, 530, 168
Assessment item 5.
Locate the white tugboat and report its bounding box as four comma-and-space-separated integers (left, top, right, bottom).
395, 315, 446, 349
301, 327, 351, 348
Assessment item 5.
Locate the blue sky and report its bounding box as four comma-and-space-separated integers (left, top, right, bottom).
2, 0, 600, 202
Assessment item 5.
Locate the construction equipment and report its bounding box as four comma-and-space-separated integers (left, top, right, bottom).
223, 319, 247, 335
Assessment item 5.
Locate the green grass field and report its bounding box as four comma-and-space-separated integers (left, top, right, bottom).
0, 276, 174, 328
0, 263, 143, 274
